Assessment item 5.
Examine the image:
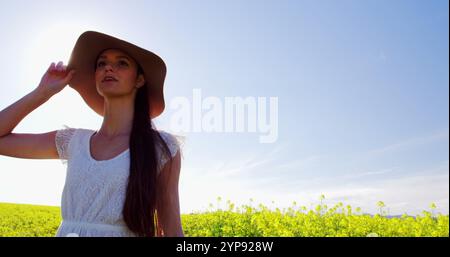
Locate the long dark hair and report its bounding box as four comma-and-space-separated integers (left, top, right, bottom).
95, 52, 173, 236
123, 65, 173, 237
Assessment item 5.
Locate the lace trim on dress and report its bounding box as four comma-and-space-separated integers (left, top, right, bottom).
55, 125, 77, 165
157, 130, 185, 171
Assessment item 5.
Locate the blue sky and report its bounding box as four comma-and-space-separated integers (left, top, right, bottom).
0, 0, 448, 215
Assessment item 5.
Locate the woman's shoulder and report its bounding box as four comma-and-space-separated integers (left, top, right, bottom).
57, 125, 94, 134
55, 125, 90, 162
155, 129, 185, 157
55, 126, 94, 143
157, 129, 184, 143
56, 125, 77, 140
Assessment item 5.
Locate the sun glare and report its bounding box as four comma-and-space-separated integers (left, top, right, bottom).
20, 22, 117, 91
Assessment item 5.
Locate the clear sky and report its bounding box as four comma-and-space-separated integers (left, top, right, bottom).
0, 0, 448, 215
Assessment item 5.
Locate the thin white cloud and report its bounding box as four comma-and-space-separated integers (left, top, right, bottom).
213, 156, 275, 178
340, 167, 398, 180
365, 129, 449, 156
203, 144, 287, 178
276, 154, 324, 171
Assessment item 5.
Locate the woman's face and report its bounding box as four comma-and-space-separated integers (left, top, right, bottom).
94, 48, 145, 98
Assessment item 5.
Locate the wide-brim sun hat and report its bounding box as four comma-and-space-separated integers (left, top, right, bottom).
66, 31, 167, 118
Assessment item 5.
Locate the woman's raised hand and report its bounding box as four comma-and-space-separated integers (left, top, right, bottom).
36, 61, 76, 98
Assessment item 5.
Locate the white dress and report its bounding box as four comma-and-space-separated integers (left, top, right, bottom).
54, 126, 181, 237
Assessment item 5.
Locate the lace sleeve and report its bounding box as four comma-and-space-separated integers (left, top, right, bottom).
55, 125, 77, 164
157, 130, 185, 171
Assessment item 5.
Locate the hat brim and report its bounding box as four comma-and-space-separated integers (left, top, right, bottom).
67, 31, 166, 119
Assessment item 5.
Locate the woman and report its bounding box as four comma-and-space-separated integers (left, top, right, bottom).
0, 31, 184, 237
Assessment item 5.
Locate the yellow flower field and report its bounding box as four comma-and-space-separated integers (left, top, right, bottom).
0, 196, 448, 237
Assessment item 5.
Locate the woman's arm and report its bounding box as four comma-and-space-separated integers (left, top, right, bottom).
0, 61, 75, 159
0, 89, 50, 137
0, 61, 75, 136
157, 151, 184, 237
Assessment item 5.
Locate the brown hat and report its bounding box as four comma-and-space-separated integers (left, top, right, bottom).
66, 31, 167, 118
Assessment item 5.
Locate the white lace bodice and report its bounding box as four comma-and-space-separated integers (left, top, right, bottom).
54, 126, 181, 237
